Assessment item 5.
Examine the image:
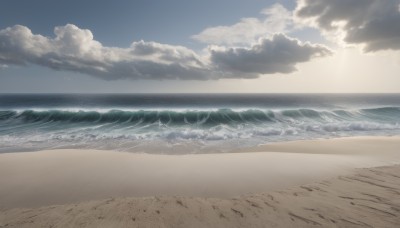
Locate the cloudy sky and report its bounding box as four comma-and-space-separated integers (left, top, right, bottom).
1, 0, 400, 93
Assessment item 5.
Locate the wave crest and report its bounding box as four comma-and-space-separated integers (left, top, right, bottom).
1, 107, 399, 126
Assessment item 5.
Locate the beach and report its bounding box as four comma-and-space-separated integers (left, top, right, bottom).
2, 0, 400, 226
1, 136, 400, 227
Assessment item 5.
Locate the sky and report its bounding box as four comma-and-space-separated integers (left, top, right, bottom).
0, 0, 400, 93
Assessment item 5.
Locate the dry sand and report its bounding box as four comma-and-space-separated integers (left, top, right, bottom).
1, 136, 400, 227
1, 165, 400, 228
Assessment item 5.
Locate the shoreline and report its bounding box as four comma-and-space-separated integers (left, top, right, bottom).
1, 136, 400, 227
254, 135, 400, 155
3, 134, 399, 155
0, 150, 374, 209
1, 136, 400, 209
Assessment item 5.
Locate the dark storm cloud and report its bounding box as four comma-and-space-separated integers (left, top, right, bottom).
295, 0, 400, 52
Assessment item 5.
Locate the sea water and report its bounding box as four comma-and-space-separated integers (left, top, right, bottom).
1, 94, 400, 153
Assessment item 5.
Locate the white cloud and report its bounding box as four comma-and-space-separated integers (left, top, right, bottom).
0, 24, 211, 80
0, 24, 331, 80
192, 4, 293, 46
210, 34, 332, 77
295, 0, 400, 52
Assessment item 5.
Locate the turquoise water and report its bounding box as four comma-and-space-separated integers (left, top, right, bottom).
1, 94, 400, 153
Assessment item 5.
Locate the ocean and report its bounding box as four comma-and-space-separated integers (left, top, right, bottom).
1, 94, 400, 153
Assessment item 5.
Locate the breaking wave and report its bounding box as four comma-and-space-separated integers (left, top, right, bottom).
1, 107, 400, 153
1, 107, 400, 125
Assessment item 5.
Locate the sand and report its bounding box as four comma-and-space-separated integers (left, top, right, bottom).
2, 165, 400, 228
1, 136, 400, 227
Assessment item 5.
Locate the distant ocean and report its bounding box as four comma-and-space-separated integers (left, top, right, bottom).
1, 94, 400, 153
